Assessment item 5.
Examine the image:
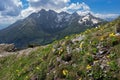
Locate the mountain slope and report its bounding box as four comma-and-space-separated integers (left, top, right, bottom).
0, 9, 104, 48
0, 16, 120, 80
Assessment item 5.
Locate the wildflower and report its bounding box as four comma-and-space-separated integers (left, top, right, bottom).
109, 33, 116, 37
26, 76, 29, 79
86, 53, 90, 55
52, 48, 55, 52
100, 28, 103, 31
16, 70, 19, 72
79, 42, 83, 48
107, 61, 110, 65
86, 65, 92, 70
17, 74, 20, 77
59, 49, 63, 54
79, 78, 82, 80
100, 36, 104, 41
62, 69, 68, 76
106, 55, 110, 58
65, 36, 68, 39
36, 67, 40, 70
94, 60, 98, 63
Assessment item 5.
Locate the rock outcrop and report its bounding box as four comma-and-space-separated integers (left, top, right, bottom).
0, 43, 15, 53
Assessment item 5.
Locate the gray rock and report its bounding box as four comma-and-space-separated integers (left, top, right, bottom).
0, 43, 15, 53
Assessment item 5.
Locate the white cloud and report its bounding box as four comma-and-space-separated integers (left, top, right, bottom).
13, 0, 23, 7
0, 0, 23, 16
66, 2, 90, 10
0, 0, 119, 29
0, 15, 20, 28
20, 7, 36, 18
27, 0, 40, 2
93, 13, 119, 19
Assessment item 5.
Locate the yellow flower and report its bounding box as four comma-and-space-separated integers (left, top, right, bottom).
59, 49, 63, 54
100, 37, 104, 41
62, 69, 68, 76
26, 76, 29, 79
79, 78, 82, 80
106, 55, 110, 58
17, 74, 20, 76
107, 61, 110, 65
79, 42, 83, 48
36, 67, 40, 70
94, 60, 98, 63
100, 28, 103, 31
65, 36, 68, 39
52, 48, 55, 52
86, 53, 90, 55
86, 65, 92, 70
16, 70, 19, 72
109, 33, 115, 37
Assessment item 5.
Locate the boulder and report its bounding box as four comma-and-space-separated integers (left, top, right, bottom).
0, 43, 15, 53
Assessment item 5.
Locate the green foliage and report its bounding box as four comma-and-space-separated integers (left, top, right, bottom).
0, 17, 120, 80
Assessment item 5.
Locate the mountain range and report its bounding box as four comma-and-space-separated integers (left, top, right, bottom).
0, 9, 104, 48
0, 16, 120, 80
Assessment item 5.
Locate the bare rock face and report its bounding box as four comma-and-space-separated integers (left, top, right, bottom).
0, 43, 15, 53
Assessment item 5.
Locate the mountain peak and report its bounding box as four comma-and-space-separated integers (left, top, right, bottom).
59, 11, 69, 14
0, 9, 104, 48
39, 9, 46, 13
48, 9, 56, 13
72, 12, 79, 16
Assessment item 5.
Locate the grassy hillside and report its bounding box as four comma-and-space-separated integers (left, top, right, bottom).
0, 17, 120, 80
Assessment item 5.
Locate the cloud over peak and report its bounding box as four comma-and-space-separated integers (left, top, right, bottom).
0, 0, 22, 16
0, 0, 119, 29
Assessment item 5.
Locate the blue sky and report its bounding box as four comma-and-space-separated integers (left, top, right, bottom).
70, 0, 120, 14
0, 0, 120, 29
20, 0, 120, 14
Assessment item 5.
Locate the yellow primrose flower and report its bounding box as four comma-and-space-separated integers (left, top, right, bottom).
107, 61, 110, 65
86, 65, 92, 70
94, 60, 98, 63
59, 49, 63, 54
17, 74, 20, 76
65, 36, 68, 39
79, 78, 82, 80
86, 53, 90, 55
106, 55, 110, 58
100, 36, 104, 41
100, 28, 103, 31
109, 33, 115, 37
36, 67, 40, 70
52, 48, 55, 52
79, 42, 83, 48
62, 69, 68, 76
26, 76, 29, 79
16, 70, 19, 72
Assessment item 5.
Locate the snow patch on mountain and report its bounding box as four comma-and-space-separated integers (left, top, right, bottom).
91, 19, 99, 24
57, 14, 64, 22
78, 14, 100, 24
56, 14, 71, 23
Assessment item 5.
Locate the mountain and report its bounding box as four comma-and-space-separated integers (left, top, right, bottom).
0, 9, 104, 48
0, 16, 120, 80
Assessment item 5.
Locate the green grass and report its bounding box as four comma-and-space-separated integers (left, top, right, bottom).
0, 18, 120, 80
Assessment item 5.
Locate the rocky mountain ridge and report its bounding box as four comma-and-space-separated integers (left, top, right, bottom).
0, 9, 104, 48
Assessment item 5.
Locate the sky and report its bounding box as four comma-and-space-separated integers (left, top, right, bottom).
0, 0, 120, 29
